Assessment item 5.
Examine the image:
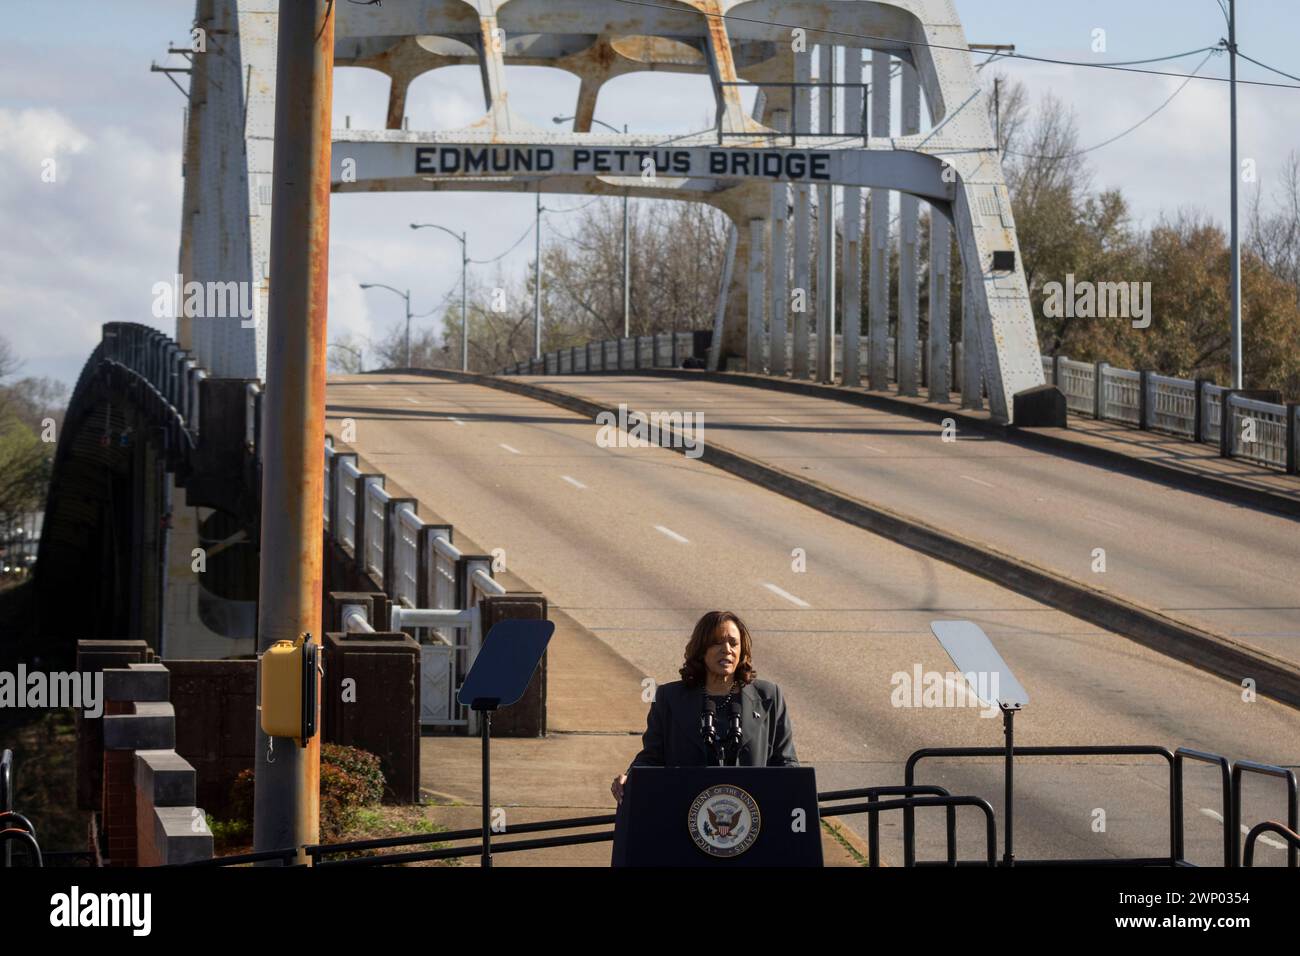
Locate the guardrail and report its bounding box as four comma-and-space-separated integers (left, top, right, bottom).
506, 331, 1299, 476
325, 438, 509, 730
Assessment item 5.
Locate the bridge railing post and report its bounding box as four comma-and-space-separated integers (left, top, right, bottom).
1093, 361, 1108, 420
1220, 391, 1236, 459
1138, 369, 1151, 430
354, 474, 385, 583
1288, 403, 1298, 475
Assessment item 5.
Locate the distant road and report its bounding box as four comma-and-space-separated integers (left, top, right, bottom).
328, 374, 1300, 865
529, 374, 1300, 666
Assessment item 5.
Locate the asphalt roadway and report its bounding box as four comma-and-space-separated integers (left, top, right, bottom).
533, 374, 1300, 664
327, 373, 1300, 866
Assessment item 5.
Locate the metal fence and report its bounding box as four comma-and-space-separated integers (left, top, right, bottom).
504, 330, 1299, 476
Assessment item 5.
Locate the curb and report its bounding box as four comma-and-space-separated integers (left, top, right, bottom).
618, 368, 1300, 520
378, 366, 1300, 711
556, 367, 1300, 521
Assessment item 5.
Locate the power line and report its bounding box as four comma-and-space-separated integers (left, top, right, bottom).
1003, 49, 1220, 161
469, 221, 534, 264
607, 0, 1300, 91
411, 278, 460, 318
1236, 49, 1300, 85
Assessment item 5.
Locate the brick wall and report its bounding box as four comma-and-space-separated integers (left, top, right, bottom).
102, 701, 136, 867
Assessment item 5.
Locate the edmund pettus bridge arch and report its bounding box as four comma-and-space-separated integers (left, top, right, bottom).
185, 0, 1043, 422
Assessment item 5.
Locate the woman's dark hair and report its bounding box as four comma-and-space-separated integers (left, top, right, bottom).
679, 611, 756, 689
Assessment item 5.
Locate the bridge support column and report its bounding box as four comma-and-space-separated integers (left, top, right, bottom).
768, 112, 789, 378
791, 50, 813, 380
897, 62, 922, 396
928, 210, 952, 403
815, 44, 836, 384
841, 51, 864, 388
961, 262, 984, 409
747, 217, 767, 373
868, 52, 892, 389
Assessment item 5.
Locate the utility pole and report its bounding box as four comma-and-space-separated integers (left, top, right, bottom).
1228, 0, 1243, 388
253, 0, 333, 864
534, 192, 544, 359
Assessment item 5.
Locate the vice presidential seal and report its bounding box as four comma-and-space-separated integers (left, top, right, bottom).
688, 785, 761, 857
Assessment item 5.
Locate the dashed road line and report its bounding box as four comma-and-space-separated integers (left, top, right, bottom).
960, 474, 996, 489
1199, 808, 1286, 849
762, 582, 811, 608
561, 475, 587, 489
500, 443, 522, 455
654, 525, 690, 544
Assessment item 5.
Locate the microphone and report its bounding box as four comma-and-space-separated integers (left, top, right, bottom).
726, 698, 743, 766
700, 697, 718, 764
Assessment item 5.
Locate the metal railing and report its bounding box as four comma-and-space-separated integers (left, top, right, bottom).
506, 330, 1299, 476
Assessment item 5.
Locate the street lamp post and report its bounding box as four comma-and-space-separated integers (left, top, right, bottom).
535, 193, 544, 359
360, 283, 412, 367
554, 115, 631, 338
410, 223, 469, 372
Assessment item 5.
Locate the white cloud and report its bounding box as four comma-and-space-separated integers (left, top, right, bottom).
0, 107, 181, 385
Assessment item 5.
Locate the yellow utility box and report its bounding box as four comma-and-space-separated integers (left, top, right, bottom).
259, 633, 320, 744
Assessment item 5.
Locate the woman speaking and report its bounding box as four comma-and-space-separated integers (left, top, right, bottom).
611, 610, 798, 804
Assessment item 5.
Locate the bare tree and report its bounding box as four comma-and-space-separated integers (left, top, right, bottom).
1248, 150, 1300, 307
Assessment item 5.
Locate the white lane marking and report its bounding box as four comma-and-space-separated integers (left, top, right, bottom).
499, 443, 522, 455
861, 443, 886, 454
561, 475, 587, 489
768, 416, 790, 424
1199, 808, 1287, 849
405, 397, 422, 404
654, 525, 690, 544
960, 474, 996, 489
450, 417, 466, 426
365, 384, 378, 390
762, 582, 811, 608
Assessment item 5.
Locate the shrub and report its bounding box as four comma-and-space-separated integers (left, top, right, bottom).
224, 745, 387, 843
322, 743, 385, 805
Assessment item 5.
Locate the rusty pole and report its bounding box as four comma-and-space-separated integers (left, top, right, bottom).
253, 0, 334, 862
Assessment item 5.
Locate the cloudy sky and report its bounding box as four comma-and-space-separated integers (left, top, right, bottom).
3, 0, 1299, 388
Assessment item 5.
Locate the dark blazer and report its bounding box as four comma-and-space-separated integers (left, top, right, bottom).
628, 679, 799, 769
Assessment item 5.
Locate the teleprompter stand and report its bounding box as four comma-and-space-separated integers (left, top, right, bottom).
456, 618, 555, 868
930, 620, 1030, 867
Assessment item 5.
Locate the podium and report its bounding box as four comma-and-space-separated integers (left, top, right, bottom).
612, 766, 822, 866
